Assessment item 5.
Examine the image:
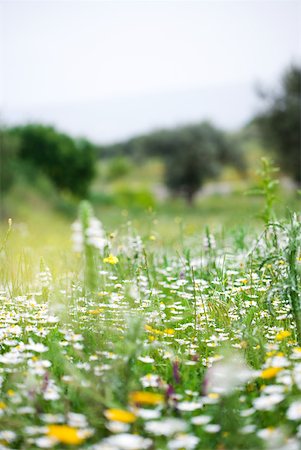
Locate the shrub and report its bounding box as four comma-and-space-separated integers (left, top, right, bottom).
8, 124, 96, 197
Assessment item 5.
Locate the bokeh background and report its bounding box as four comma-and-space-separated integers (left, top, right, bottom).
0, 0, 300, 246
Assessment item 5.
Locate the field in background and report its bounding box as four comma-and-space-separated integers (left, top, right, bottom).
2, 156, 299, 254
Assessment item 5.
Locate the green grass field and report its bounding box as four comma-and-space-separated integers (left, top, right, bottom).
0, 159, 301, 449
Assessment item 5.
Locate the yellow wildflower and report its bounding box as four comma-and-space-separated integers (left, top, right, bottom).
208, 392, 220, 399
88, 309, 103, 315
103, 254, 119, 265
260, 367, 283, 379
104, 408, 136, 423
144, 325, 164, 335
47, 425, 84, 445
275, 330, 291, 341
0, 402, 6, 410
129, 391, 164, 406
164, 328, 175, 335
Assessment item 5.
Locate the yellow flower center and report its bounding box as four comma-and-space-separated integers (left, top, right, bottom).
104, 408, 136, 423
47, 425, 84, 445
260, 367, 283, 379
129, 391, 164, 405
275, 330, 291, 341
103, 254, 119, 265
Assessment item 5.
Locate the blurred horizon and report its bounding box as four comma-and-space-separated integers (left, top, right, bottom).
3, 81, 262, 144
1, 0, 300, 144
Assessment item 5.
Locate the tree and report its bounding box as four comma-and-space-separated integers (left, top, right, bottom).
255, 64, 301, 185
101, 121, 244, 204
154, 122, 244, 204
8, 125, 96, 197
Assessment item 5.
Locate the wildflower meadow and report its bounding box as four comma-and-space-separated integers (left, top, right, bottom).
1, 2, 300, 448
0, 172, 301, 450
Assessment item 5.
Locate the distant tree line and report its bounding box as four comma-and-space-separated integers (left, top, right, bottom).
103, 64, 301, 198
1, 121, 245, 205
1, 64, 299, 206
103, 121, 245, 203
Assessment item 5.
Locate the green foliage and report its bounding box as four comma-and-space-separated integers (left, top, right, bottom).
0, 130, 20, 194
1, 197, 301, 449
255, 64, 301, 185
113, 186, 155, 209
0, 218, 12, 254
79, 201, 99, 292
248, 157, 279, 224
106, 156, 132, 180
248, 213, 301, 345
285, 214, 301, 344
8, 124, 96, 197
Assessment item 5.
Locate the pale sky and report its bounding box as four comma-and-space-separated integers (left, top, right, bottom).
0, 0, 300, 143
